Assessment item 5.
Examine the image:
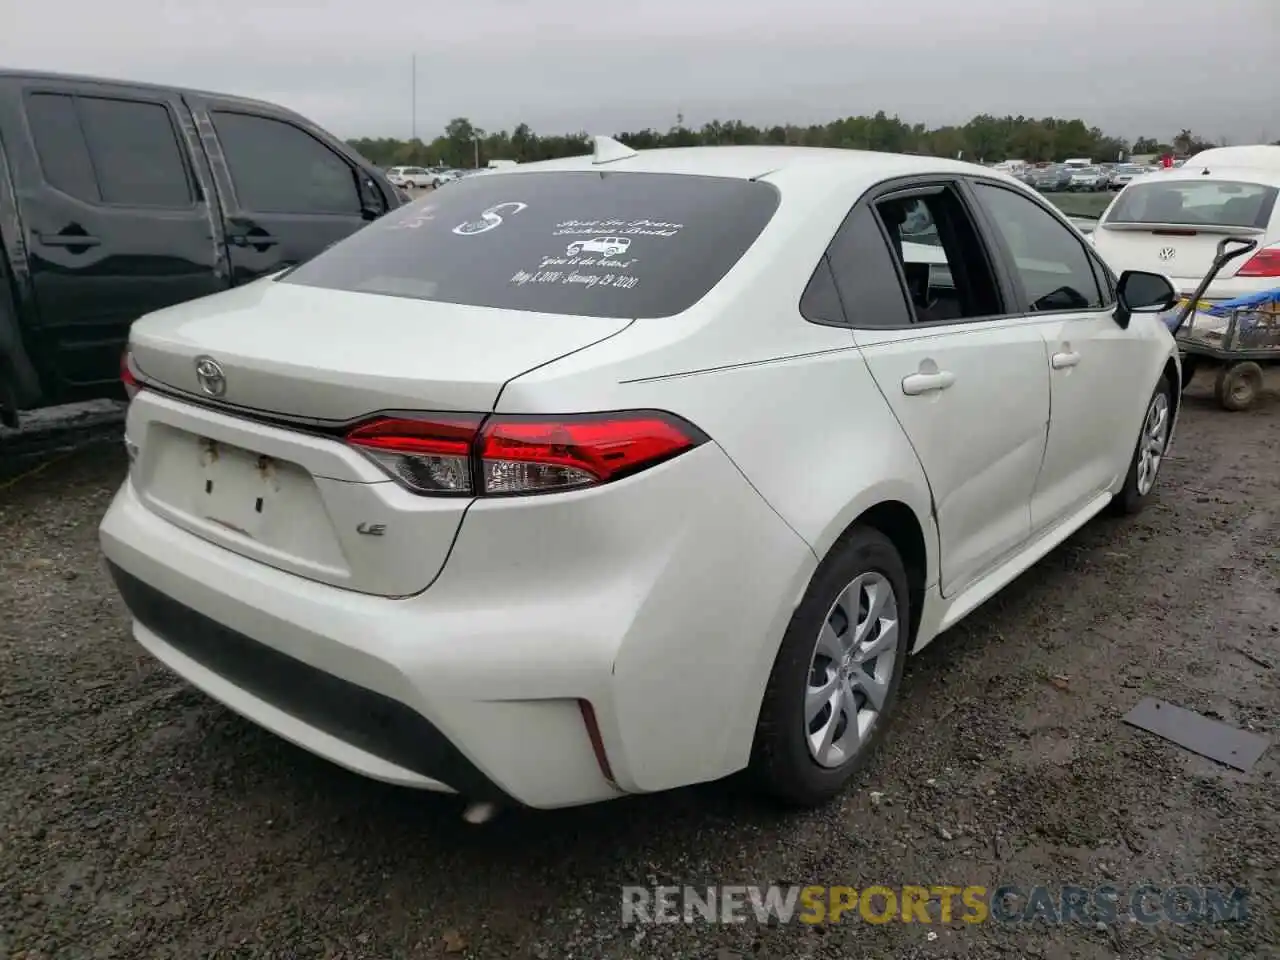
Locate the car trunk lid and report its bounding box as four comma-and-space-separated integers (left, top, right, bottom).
125, 280, 631, 596
128, 279, 632, 420
1094, 175, 1277, 292
1093, 224, 1267, 290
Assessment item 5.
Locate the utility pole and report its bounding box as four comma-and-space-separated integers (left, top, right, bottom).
411, 55, 417, 142
473, 135, 479, 169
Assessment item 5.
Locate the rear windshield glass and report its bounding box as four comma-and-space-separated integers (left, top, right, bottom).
1105, 180, 1278, 228
281, 171, 781, 319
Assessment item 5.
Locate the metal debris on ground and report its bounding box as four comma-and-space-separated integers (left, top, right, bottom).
1122, 697, 1271, 772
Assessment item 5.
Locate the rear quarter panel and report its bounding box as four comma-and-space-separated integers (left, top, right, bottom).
497, 174, 940, 584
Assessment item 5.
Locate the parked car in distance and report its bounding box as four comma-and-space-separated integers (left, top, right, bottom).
432, 168, 462, 187
0, 69, 405, 426
386, 166, 434, 189
1068, 166, 1108, 192
1031, 164, 1072, 191
1092, 166, 1280, 304
102, 141, 1185, 816
1109, 164, 1148, 189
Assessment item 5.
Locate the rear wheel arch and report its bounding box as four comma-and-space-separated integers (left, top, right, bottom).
1162, 355, 1181, 420
820, 500, 928, 653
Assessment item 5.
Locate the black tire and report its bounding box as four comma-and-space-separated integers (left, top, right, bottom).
1179, 357, 1198, 390
751, 526, 911, 807
1112, 374, 1173, 515
1214, 362, 1263, 412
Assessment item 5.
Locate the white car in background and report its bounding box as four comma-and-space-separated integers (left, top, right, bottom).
1109, 164, 1150, 190
1183, 145, 1280, 171
386, 166, 434, 189
1068, 166, 1107, 191
102, 141, 1183, 816
1091, 166, 1280, 302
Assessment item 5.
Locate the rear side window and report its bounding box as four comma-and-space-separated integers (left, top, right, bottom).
211, 111, 361, 216
282, 171, 781, 319
820, 203, 913, 328
24, 93, 193, 207
1105, 180, 1278, 228
77, 97, 193, 207
24, 93, 100, 202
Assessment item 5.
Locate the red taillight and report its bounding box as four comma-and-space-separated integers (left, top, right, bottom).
345, 414, 484, 494
479, 413, 703, 494
121, 349, 141, 400
344, 411, 707, 497
1237, 245, 1280, 278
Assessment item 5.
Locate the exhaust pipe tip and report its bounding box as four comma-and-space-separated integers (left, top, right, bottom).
462, 801, 499, 825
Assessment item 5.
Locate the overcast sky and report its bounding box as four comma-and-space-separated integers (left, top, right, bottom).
3, 0, 1276, 144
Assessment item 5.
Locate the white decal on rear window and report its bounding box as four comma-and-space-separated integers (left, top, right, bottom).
452, 202, 528, 236
552, 219, 684, 238
510, 249, 641, 291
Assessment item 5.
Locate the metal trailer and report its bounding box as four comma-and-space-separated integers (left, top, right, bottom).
1165, 238, 1280, 411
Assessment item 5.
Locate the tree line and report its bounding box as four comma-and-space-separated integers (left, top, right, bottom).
346, 113, 1253, 171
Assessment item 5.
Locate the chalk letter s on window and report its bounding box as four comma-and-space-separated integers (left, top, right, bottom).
452, 202, 529, 235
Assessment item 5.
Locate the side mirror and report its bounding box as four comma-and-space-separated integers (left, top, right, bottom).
1114, 270, 1177, 328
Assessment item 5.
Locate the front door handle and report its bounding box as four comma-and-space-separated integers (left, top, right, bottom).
902, 370, 956, 396
35, 231, 100, 248
228, 233, 279, 248
1051, 351, 1081, 369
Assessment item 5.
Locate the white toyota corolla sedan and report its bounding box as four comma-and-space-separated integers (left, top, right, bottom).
101, 139, 1183, 816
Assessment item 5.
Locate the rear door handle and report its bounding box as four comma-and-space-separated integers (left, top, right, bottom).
228, 233, 279, 248
35, 232, 100, 248
901, 371, 956, 395
1051, 351, 1081, 369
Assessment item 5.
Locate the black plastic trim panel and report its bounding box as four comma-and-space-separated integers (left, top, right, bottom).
107, 561, 513, 803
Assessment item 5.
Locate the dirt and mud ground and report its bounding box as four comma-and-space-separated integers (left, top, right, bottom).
1, 378, 1276, 959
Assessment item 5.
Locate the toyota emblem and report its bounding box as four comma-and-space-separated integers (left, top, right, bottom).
1158, 246, 1176, 262
194, 356, 227, 397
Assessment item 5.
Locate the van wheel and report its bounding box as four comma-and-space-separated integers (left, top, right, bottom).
751, 527, 911, 807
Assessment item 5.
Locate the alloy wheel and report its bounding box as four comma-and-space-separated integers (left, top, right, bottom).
1136, 391, 1170, 496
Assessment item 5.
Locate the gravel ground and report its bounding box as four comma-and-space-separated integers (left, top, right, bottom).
1, 378, 1277, 960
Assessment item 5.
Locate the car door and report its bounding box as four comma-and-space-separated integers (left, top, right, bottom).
827, 182, 1051, 599
8, 80, 225, 400
966, 180, 1145, 532
184, 95, 387, 285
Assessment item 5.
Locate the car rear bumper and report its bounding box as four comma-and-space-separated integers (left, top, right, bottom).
99, 440, 815, 808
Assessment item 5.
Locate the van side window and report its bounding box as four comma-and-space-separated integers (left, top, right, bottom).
24, 93, 194, 208
24, 93, 100, 203
77, 97, 194, 208
210, 111, 361, 216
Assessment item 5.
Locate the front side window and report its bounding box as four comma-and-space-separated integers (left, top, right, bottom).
211, 111, 361, 216
972, 183, 1104, 312
282, 171, 780, 319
